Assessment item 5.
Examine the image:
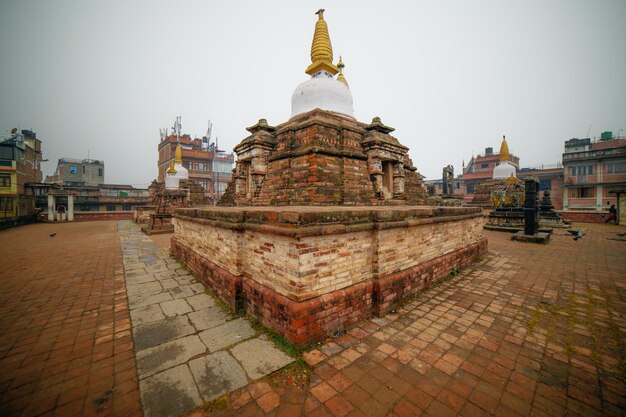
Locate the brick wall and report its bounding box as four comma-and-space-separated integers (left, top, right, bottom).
560, 211, 609, 223
171, 206, 486, 345
74, 212, 133, 221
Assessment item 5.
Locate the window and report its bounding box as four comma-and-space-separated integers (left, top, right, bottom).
607, 161, 626, 174
199, 181, 208, 190
0, 196, 14, 212
0, 174, 10, 187
98, 168, 103, 177
70, 165, 78, 174
570, 165, 593, 176
122, 204, 131, 211
481, 163, 488, 169
80, 205, 91, 211
466, 183, 475, 193
569, 187, 595, 198
213, 160, 233, 173
539, 179, 551, 191
106, 205, 116, 211
82, 166, 85, 174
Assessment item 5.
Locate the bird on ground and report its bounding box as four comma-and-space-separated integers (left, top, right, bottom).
49, 233, 56, 237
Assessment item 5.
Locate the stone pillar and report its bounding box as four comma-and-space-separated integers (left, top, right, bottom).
68, 195, 74, 221
524, 177, 539, 235
393, 162, 405, 199
48, 194, 55, 221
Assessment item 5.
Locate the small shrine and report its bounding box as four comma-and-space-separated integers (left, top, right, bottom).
171, 10, 487, 346
141, 144, 205, 235
539, 190, 569, 228
470, 136, 516, 207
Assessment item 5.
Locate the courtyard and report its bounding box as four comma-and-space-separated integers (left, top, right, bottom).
0, 220, 624, 416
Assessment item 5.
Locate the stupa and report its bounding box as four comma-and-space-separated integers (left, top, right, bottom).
171, 10, 487, 346
141, 144, 204, 235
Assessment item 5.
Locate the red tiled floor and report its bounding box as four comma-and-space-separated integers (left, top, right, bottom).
198, 222, 626, 417
0, 222, 141, 417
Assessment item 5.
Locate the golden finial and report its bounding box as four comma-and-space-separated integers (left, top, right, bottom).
305, 9, 339, 76
167, 160, 177, 174
175, 144, 183, 164
337, 56, 348, 86
499, 135, 510, 161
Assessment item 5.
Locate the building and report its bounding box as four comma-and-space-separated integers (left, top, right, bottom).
157, 130, 234, 203
517, 166, 564, 210
47, 158, 105, 186
461, 143, 519, 204
562, 133, 626, 219
35, 182, 149, 221
0, 129, 44, 227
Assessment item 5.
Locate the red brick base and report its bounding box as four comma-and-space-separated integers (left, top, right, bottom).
245, 279, 373, 347
171, 237, 488, 347
373, 238, 488, 316
74, 212, 133, 221
171, 237, 242, 311
560, 211, 608, 223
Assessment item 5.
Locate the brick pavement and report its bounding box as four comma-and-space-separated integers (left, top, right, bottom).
0, 222, 141, 417
199, 223, 626, 417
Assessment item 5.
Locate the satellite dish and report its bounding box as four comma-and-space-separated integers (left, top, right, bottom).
11, 128, 17, 134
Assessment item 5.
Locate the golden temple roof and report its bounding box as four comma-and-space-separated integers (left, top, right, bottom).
305, 9, 339, 76
499, 136, 510, 161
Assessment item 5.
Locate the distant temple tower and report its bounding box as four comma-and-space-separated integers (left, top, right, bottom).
165, 144, 189, 190
492, 136, 516, 179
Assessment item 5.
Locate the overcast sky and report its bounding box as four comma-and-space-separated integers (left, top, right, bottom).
1, 0, 625, 187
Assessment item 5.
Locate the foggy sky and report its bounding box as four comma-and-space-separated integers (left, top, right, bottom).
1, 0, 625, 187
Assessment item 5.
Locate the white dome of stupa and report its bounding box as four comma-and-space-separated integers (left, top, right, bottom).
492, 136, 517, 179
291, 9, 354, 120
292, 71, 354, 118
493, 161, 516, 179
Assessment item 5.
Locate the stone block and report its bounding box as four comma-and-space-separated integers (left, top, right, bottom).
230, 336, 294, 380
188, 307, 228, 332
134, 316, 196, 351
130, 304, 165, 327
139, 364, 202, 417
137, 335, 206, 379
160, 298, 192, 317
188, 351, 248, 402
198, 318, 256, 352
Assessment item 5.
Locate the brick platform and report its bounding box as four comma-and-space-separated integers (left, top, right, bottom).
0, 222, 141, 417
172, 205, 486, 346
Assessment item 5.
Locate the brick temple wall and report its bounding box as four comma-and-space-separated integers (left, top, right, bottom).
171, 206, 487, 346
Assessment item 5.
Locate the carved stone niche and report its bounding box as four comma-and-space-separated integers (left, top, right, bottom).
232, 119, 276, 204
362, 117, 409, 201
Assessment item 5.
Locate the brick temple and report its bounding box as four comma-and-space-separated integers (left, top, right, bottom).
171, 10, 487, 346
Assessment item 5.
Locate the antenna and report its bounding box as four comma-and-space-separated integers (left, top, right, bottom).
586, 124, 592, 139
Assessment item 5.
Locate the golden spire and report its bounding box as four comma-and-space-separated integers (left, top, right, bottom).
305, 9, 339, 76
337, 56, 348, 86
499, 135, 510, 161
174, 144, 183, 164
167, 160, 177, 174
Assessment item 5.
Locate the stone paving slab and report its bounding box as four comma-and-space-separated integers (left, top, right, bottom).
230, 336, 295, 380
134, 315, 196, 351
199, 318, 256, 352
188, 351, 248, 402
140, 364, 202, 417
118, 221, 295, 417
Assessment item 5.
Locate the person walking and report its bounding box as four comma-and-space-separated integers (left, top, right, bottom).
605, 202, 617, 224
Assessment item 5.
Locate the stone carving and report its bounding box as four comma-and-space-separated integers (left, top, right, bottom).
442, 165, 454, 195
523, 177, 540, 235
